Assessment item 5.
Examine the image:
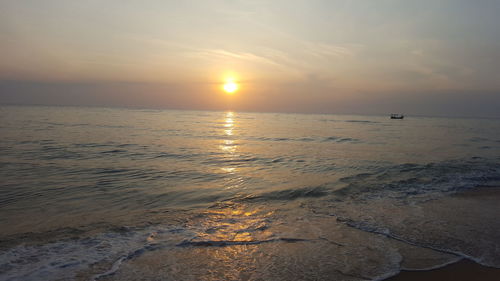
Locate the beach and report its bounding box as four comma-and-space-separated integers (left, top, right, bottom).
387, 187, 500, 281
387, 259, 500, 281
3, 1, 500, 280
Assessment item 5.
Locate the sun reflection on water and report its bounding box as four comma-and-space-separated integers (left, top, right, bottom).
200, 112, 276, 245
195, 203, 275, 243
221, 167, 236, 173
205, 112, 275, 247
220, 111, 238, 175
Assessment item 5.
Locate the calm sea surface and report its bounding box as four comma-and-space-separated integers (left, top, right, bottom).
1, 105, 500, 280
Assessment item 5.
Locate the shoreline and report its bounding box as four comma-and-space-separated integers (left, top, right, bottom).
386, 259, 500, 281
386, 185, 500, 280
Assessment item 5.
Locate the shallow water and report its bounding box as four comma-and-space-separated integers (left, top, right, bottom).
1, 105, 500, 280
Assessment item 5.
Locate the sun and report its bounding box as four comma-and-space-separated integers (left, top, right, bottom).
223, 81, 239, 94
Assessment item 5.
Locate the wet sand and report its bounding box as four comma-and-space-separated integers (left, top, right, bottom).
387, 186, 500, 281
386, 259, 500, 281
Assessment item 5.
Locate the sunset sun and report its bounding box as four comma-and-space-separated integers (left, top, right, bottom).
223, 81, 239, 94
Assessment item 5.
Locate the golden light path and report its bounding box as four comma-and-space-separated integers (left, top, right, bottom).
220, 111, 237, 174
203, 111, 275, 247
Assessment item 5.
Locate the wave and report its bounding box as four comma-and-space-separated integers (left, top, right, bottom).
323, 136, 360, 143
318, 158, 500, 270
241, 185, 329, 202
249, 136, 361, 143
333, 158, 500, 201
335, 215, 499, 269
176, 237, 309, 247
344, 120, 380, 124
0, 228, 151, 281
318, 119, 379, 124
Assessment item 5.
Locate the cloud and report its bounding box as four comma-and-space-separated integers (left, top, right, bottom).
186, 48, 282, 67
303, 41, 356, 58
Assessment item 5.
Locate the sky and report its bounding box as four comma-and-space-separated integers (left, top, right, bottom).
1, 0, 500, 117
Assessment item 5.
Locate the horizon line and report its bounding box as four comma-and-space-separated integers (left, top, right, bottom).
2, 102, 499, 120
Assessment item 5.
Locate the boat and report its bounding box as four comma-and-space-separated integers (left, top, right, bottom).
390, 114, 404, 119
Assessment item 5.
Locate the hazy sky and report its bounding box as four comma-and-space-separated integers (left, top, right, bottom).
1, 0, 500, 117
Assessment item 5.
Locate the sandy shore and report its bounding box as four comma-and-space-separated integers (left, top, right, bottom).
387, 186, 500, 281
386, 259, 500, 281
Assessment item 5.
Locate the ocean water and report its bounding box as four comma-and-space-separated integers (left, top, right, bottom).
1, 105, 500, 281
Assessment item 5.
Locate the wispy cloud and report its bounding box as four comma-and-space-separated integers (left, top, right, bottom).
303, 41, 356, 58
186, 48, 282, 67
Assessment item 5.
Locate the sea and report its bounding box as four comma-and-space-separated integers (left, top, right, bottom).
1, 105, 500, 281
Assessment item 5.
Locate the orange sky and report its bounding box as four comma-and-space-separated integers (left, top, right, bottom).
1, 1, 500, 117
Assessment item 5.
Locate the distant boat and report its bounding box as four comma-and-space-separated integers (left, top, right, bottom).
390, 114, 404, 119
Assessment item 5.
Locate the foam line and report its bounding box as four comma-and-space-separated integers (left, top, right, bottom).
336, 216, 500, 271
